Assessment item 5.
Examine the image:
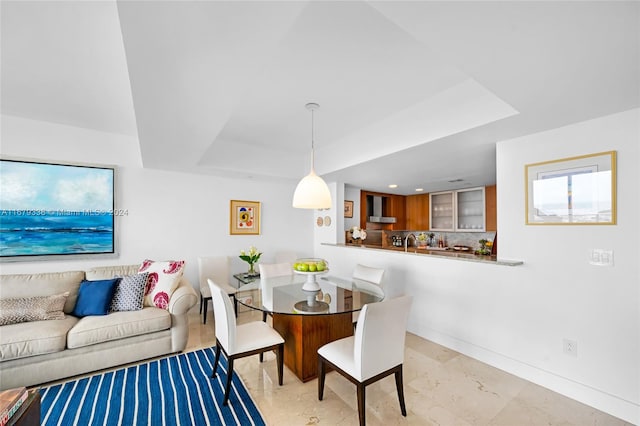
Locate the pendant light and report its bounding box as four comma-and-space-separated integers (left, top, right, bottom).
292, 103, 332, 209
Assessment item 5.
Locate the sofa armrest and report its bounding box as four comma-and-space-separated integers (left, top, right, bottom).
168, 277, 198, 315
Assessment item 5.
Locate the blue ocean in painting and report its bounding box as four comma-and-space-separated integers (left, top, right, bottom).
0, 211, 114, 256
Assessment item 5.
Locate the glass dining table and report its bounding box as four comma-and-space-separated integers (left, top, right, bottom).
235, 272, 385, 382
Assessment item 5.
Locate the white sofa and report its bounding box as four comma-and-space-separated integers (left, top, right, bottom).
0, 264, 198, 391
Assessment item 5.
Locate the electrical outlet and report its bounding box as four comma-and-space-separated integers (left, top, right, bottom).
589, 249, 614, 266
563, 338, 578, 357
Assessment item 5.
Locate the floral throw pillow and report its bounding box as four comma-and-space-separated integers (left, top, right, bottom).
139, 260, 185, 309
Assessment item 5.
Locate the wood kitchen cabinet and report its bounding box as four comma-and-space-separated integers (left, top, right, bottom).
485, 185, 497, 231
387, 194, 406, 229
359, 190, 406, 230
405, 193, 430, 230
358, 185, 495, 233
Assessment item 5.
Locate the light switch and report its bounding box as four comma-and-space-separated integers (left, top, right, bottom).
589, 249, 614, 266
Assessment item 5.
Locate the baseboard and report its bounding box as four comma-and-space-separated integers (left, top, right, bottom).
412, 327, 639, 425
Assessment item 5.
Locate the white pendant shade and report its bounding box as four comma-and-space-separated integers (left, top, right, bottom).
292, 168, 332, 209
293, 102, 333, 209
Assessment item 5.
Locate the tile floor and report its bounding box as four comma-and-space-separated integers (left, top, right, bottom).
187, 309, 631, 426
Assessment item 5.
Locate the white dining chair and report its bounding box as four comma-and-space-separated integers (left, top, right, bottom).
259, 262, 293, 279
317, 295, 413, 426
352, 264, 385, 326
258, 262, 292, 323
208, 279, 284, 406
275, 250, 297, 266
198, 256, 237, 323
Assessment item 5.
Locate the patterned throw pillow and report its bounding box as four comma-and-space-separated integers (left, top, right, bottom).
110, 272, 149, 312
139, 260, 185, 309
0, 292, 69, 325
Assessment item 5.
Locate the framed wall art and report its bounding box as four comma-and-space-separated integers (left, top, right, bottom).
344, 200, 354, 218
525, 151, 616, 225
230, 200, 261, 235
0, 157, 118, 262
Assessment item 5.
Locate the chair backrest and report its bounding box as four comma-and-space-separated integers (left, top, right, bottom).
208, 278, 237, 352
259, 262, 292, 279
198, 256, 230, 296
352, 264, 384, 286
354, 295, 413, 381
275, 251, 297, 265
259, 278, 274, 312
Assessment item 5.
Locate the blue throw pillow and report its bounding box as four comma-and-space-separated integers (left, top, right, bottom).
72, 278, 120, 317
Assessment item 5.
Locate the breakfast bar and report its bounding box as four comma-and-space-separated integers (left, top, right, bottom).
332, 243, 524, 266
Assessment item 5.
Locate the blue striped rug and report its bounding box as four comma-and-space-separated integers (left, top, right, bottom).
39, 347, 266, 426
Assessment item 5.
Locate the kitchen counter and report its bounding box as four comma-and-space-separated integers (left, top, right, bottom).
325, 243, 523, 266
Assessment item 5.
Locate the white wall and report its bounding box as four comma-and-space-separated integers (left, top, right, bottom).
0, 115, 314, 290
316, 108, 639, 424
344, 185, 361, 231
313, 182, 343, 246
496, 108, 639, 422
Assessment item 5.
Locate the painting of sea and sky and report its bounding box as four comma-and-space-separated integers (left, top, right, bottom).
0, 159, 115, 260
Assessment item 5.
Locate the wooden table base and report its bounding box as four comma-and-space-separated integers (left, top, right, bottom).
272, 312, 353, 382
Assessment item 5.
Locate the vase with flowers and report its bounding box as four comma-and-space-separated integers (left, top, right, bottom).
349, 226, 367, 244
239, 246, 262, 276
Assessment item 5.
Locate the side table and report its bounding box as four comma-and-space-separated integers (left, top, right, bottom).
232, 272, 260, 287
7, 389, 40, 426
232, 273, 260, 314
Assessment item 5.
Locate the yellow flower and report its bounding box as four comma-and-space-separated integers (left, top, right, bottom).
239, 246, 262, 265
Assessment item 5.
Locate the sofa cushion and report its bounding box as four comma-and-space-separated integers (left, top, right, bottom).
0, 316, 78, 361
85, 264, 140, 280
0, 292, 69, 325
0, 271, 84, 313
72, 279, 119, 317
67, 308, 171, 349
110, 273, 148, 312
139, 260, 185, 309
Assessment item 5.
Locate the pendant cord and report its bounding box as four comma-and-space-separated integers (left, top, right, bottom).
310, 108, 315, 171
305, 102, 319, 172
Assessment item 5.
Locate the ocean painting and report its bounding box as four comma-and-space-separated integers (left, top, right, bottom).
0, 159, 115, 259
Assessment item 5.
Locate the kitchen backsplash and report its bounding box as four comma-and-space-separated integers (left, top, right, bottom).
385, 230, 497, 251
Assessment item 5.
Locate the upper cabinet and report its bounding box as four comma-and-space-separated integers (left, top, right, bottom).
485, 185, 497, 232
405, 193, 430, 230
456, 187, 486, 231
358, 185, 496, 232
430, 187, 488, 232
360, 190, 406, 230
429, 191, 455, 231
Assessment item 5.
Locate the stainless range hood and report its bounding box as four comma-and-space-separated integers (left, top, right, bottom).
368, 196, 397, 224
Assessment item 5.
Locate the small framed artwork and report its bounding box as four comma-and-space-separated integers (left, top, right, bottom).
344, 200, 354, 218
230, 200, 261, 235
525, 151, 616, 225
